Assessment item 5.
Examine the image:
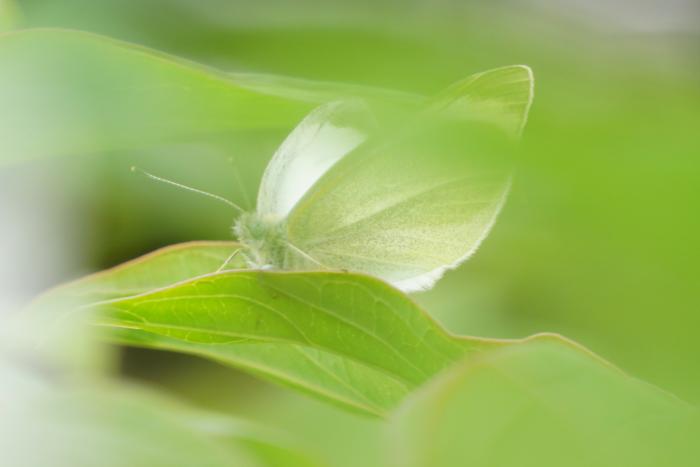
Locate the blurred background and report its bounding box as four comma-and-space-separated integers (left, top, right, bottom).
1, 1, 699, 465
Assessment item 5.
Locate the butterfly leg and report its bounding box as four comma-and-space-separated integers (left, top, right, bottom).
285, 241, 328, 269
216, 248, 242, 273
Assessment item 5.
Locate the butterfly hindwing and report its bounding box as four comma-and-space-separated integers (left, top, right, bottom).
285, 121, 513, 291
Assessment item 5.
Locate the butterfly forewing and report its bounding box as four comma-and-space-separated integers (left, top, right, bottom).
256, 101, 373, 220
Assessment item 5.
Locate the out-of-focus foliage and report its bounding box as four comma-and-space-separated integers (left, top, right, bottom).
391, 339, 700, 467
0, 0, 20, 31
1, 373, 255, 467
0, 312, 322, 467
0, 28, 419, 165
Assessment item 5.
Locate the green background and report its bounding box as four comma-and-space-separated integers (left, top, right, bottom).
2, 1, 698, 465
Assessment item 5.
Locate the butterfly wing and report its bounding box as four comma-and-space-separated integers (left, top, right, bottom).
256, 100, 372, 220
284, 66, 534, 292
430, 64, 534, 136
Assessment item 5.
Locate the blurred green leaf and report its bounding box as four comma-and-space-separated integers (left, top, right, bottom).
0, 0, 20, 32
0, 28, 419, 164
37, 241, 502, 416
390, 338, 700, 467
226, 71, 420, 108
0, 359, 253, 467
0, 359, 327, 467
196, 417, 324, 467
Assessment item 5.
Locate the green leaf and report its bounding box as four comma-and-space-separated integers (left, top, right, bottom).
36, 241, 502, 417
390, 338, 700, 467
0, 28, 419, 164
227, 71, 421, 108
36, 241, 249, 305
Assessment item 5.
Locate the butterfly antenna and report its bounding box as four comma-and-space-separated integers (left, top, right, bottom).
131, 166, 244, 213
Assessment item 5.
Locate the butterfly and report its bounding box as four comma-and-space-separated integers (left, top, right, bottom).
138, 65, 533, 292
231, 65, 533, 292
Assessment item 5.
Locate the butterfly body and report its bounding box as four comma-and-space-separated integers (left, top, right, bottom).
233, 212, 288, 269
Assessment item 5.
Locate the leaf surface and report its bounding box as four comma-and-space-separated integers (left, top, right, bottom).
390, 338, 700, 467
0, 28, 419, 164
37, 241, 502, 416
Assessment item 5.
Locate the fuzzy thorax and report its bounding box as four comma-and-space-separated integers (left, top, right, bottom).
233, 212, 288, 269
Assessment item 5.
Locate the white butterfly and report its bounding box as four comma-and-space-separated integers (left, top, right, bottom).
138, 65, 533, 292
231, 65, 534, 292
